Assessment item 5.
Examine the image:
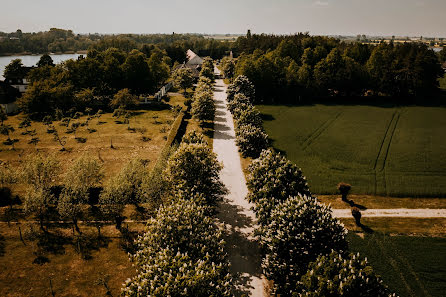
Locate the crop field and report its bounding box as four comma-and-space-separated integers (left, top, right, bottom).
348, 233, 446, 297
258, 104, 446, 196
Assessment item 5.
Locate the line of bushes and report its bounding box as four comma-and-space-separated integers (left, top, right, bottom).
190, 58, 216, 122
227, 75, 396, 296
122, 131, 232, 296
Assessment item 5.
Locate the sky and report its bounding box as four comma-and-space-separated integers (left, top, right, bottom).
1, 0, 445, 37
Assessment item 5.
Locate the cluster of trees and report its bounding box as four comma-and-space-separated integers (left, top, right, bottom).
227, 80, 395, 296
0, 28, 98, 55
233, 33, 443, 102
190, 58, 216, 122
7, 153, 153, 233
9, 48, 170, 116
0, 29, 234, 63
220, 56, 235, 80
122, 132, 231, 296
227, 76, 268, 157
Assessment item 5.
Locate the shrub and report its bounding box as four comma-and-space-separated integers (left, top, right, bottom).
234, 105, 263, 128
98, 177, 128, 230
337, 182, 352, 201
296, 251, 396, 297
246, 149, 311, 224
163, 142, 225, 208
191, 91, 215, 121
226, 75, 255, 102
235, 124, 269, 158
260, 195, 348, 295
182, 131, 207, 145
122, 198, 231, 297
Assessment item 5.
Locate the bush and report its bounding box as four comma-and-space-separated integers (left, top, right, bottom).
234, 105, 263, 128
296, 251, 396, 297
260, 195, 348, 295
191, 91, 215, 122
235, 124, 269, 158
182, 131, 207, 145
122, 198, 231, 297
246, 149, 311, 224
163, 142, 225, 208
226, 75, 255, 102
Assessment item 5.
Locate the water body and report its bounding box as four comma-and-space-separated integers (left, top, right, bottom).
0, 53, 83, 79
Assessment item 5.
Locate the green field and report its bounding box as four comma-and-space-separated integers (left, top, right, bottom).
348, 233, 446, 297
258, 104, 446, 196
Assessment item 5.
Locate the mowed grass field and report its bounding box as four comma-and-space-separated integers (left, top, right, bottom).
348, 232, 446, 297
258, 104, 446, 196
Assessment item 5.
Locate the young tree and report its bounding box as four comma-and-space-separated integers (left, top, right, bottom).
110, 88, 139, 110
260, 195, 347, 295
19, 116, 32, 134
163, 142, 225, 208
0, 124, 15, 147
181, 131, 207, 145
298, 251, 395, 297
172, 67, 194, 94
22, 154, 60, 232
58, 155, 103, 233
99, 176, 128, 230
337, 182, 352, 201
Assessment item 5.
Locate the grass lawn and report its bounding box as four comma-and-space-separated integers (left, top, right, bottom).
348, 232, 446, 297
258, 104, 446, 196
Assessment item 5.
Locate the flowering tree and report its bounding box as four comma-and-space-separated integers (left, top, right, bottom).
246, 149, 311, 224
297, 251, 395, 297
164, 142, 225, 208
191, 91, 215, 122
227, 93, 252, 114
226, 75, 255, 102
260, 195, 347, 295
234, 105, 263, 128
122, 199, 231, 297
235, 124, 269, 158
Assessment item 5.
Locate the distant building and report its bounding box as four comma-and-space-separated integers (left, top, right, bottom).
5, 66, 33, 93
186, 49, 203, 67
172, 49, 203, 77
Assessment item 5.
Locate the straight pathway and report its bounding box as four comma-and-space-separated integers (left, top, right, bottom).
212, 68, 265, 296
332, 208, 446, 218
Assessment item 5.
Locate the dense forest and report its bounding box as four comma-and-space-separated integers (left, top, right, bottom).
231, 33, 444, 102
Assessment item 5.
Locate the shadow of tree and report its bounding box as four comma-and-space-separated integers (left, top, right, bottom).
347, 199, 367, 210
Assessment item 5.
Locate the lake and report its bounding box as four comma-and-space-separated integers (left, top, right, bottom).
0, 53, 83, 79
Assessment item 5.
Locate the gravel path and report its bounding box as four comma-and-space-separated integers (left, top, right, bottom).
332, 208, 446, 218
212, 69, 265, 297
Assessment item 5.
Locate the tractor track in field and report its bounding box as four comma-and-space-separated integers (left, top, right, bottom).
301, 111, 343, 151
374, 109, 402, 195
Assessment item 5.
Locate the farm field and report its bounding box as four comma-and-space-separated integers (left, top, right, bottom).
347, 232, 446, 297
258, 104, 446, 196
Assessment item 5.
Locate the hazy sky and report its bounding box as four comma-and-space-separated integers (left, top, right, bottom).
1, 0, 445, 36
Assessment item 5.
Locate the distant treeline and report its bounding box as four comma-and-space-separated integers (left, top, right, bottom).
232, 33, 444, 102
0, 28, 235, 62
8, 47, 170, 116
